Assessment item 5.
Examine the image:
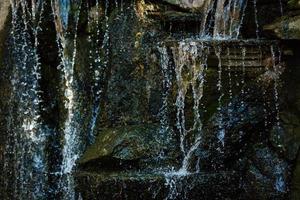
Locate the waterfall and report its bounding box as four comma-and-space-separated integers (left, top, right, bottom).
1, 0, 289, 199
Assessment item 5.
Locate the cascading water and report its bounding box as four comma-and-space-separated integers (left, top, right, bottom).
162, 41, 209, 199
173, 41, 207, 174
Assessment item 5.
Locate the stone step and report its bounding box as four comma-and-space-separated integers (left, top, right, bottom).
75, 170, 241, 200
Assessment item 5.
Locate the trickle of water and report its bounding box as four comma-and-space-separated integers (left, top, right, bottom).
253, 0, 260, 38
270, 45, 281, 127
215, 46, 225, 147
240, 47, 246, 119
227, 47, 233, 115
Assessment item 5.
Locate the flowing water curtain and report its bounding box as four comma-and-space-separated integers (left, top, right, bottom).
164, 41, 208, 200
51, 0, 82, 199
4, 0, 47, 199
172, 41, 208, 173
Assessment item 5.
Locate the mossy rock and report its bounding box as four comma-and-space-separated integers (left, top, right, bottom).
264, 15, 300, 40
79, 124, 175, 167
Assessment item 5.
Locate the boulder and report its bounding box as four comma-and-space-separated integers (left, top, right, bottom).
78, 124, 177, 169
